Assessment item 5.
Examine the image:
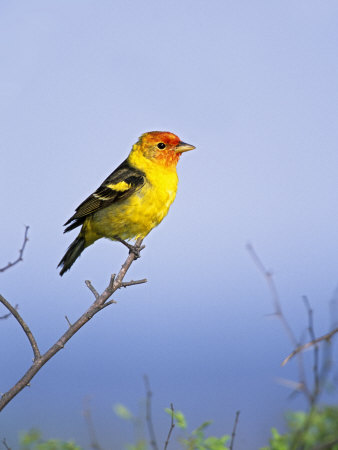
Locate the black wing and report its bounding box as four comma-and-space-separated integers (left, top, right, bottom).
63, 159, 145, 232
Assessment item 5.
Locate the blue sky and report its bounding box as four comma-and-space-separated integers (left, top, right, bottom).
1, 1, 338, 448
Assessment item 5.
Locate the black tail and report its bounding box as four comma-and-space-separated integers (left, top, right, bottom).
58, 235, 86, 276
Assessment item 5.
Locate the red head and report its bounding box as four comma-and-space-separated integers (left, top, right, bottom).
134, 131, 195, 167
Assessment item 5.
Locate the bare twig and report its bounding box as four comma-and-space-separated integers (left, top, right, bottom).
143, 375, 159, 450
85, 280, 99, 299
229, 410, 240, 450
0, 238, 145, 412
164, 403, 175, 450
0, 295, 40, 360
318, 289, 337, 387
275, 377, 303, 391
2, 438, 11, 450
246, 244, 297, 342
0, 226, 29, 273
246, 243, 311, 401
120, 279, 147, 288
302, 296, 320, 405
109, 274, 116, 289
83, 401, 103, 450
0, 304, 18, 320
282, 327, 338, 366
101, 298, 117, 309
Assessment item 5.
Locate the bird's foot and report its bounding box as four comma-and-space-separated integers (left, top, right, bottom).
114, 237, 145, 259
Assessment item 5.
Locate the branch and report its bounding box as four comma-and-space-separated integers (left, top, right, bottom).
302, 296, 320, 405
246, 243, 311, 401
143, 375, 159, 450
0, 295, 40, 360
282, 327, 338, 366
83, 400, 103, 450
164, 403, 175, 450
2, 438, 11, 450
85, 280, 99, 299
246, 244, 296, 343
0, 226, 29, 273
229, 410, 240, 450
0, 238, 145, 412
0, 304, 18, 320
120, 278, 147, 288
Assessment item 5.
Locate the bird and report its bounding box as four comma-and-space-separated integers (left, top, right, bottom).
58, 131, 195, 275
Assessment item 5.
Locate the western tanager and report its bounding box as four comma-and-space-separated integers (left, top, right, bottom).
58, 131, 195, 275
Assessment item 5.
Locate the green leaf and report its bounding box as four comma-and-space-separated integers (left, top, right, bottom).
165, 408, 187, 429
193, 421, 212, 434
113, 403, 133, 420
35, 441, 81, 450
20, 429, 41, 446
204, 435, 229, 449
126, 441, 147, 450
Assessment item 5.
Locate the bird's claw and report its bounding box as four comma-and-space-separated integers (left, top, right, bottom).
114, 237, 144, 259
128, 244, 143, 259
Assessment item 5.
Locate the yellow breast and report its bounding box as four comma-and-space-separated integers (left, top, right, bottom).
86, 153, 179, 242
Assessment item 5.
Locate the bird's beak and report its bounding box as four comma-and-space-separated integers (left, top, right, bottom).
175, 141, 196, 153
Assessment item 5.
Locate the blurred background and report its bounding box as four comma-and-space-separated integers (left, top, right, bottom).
1, 1, 338, 448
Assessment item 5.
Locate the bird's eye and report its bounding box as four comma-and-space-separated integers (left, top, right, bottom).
157, 142, 166, 149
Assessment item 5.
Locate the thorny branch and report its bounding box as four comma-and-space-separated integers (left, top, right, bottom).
229, 410, 240, 450
0, 238, 146, 412
0, 226, 29, 273
246, 243, 311, 401
143, 375, 159, 450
